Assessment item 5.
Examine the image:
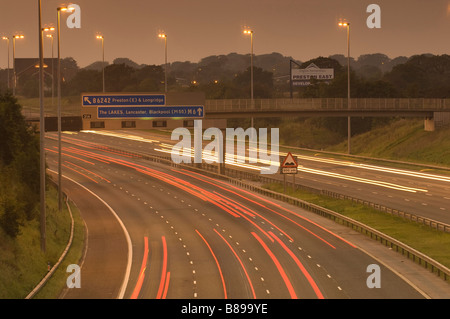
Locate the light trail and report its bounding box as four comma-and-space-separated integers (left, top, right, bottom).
269, 231, 324, 299
130, 237, 149, 299
213, 228, 256, 299
298, 166, 428, 193
79, 130, 450, 186
176, 169, 338, 248
156, 236, 168, 299
176, 168, 355, 249
251, 232, 297, 299
195, 229, 227, 299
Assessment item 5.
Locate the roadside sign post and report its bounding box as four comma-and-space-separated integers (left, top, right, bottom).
280, 152, 298, 193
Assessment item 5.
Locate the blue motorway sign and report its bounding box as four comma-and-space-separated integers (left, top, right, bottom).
82, 94, 165, 106
97, 106, 204, 119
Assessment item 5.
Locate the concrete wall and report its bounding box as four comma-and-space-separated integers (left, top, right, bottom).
424, 112, 450, 131
82, 117, 226, 130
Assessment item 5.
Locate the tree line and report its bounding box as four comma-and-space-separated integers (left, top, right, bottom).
3, 52, 450, 99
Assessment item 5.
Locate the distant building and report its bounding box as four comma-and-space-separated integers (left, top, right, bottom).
14, 57, 57, 80
11, 58, 58, 96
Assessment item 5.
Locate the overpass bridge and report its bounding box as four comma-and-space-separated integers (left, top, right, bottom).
204, 98, 450, 131
23, 97, 450, 132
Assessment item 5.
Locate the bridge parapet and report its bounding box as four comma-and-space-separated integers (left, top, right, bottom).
205, 98, 450, 112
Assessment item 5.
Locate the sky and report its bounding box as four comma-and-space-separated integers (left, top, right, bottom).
1, 0, 450, 69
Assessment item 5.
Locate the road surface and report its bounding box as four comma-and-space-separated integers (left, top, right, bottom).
44, 132, 450, 299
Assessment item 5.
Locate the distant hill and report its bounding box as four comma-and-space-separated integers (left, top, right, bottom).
81, 52, 411, 80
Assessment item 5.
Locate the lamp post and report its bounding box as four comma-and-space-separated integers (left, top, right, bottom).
96, 35, 105, 92
338, 21, 351, 154
46, 34, 55, 106
2, 37, 10, 90
158, 33, 168, 93
12, 34, 24, 96
37, 0, 46, 252
56, 6, 74, 212
243, 29, 254, 130
42, 27, 55, 105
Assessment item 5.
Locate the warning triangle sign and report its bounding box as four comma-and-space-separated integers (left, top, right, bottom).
281, 152, 298, 168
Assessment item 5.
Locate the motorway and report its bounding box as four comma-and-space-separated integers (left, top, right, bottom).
44, 131, 450, 299
70, 129, 450, 226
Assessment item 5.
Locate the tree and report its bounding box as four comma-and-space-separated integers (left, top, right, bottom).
233, 66, 274, 98
104, 63, 135, 92
64, 69, 102, 95
0, 92, 40, 237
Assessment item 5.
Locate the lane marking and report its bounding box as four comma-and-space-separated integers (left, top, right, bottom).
213, 229, 256, 299
52, 172, 133, 299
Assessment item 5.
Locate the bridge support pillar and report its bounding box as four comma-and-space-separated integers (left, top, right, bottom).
424, 112, 450, 131
424, 117, 435, 132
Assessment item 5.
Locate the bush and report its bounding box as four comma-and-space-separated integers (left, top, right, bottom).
0, 201, 22, 238
0, 92, 40, 238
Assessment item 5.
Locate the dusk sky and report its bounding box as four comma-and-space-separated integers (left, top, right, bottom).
1, 0, 450, 69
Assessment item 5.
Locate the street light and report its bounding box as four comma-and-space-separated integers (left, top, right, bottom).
338, 21, 351, 154
243, 28, 254, 130
37, 0, 49, 252
56, 5, 74, 212
96, 35, 105, 92
46, 34, 55, 106
12, 34, 24, 95
42, 27, 55, 105
2, 37, 10, 90
158, 33, 168, 92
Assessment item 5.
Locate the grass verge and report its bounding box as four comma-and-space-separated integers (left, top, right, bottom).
32, 200, 85, 299
0, 185, 85, 299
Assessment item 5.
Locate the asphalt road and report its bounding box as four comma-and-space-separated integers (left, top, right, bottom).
44, 132, 450, 299
70, 129, 450, 226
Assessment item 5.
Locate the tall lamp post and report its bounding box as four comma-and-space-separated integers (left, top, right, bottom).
12, 34, 24, 96
2, 37, 10, 90
158, 33, 168, 93
338, 21, 351, 154
96, 35, 105, 92
37, 0, 46, 252
56, 6, 74, 212
42, 27, 55, 104
243, 28, 254, 129
46, 33, 55, 106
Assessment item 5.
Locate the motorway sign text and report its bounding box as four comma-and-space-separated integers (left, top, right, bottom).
82, 94, 165, 106
97, 106, 204, 119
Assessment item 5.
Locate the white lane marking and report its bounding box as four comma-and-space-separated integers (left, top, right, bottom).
58, 172, 133, 299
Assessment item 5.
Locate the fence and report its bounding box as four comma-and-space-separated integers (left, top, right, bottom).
205, 98, 450, 112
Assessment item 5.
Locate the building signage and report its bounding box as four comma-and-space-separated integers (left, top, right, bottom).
291, 63, 334, 86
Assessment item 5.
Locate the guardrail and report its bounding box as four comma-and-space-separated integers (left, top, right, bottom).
98, 145, 450, 283
26, 194, 75, 299
205, 98, 450, 112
